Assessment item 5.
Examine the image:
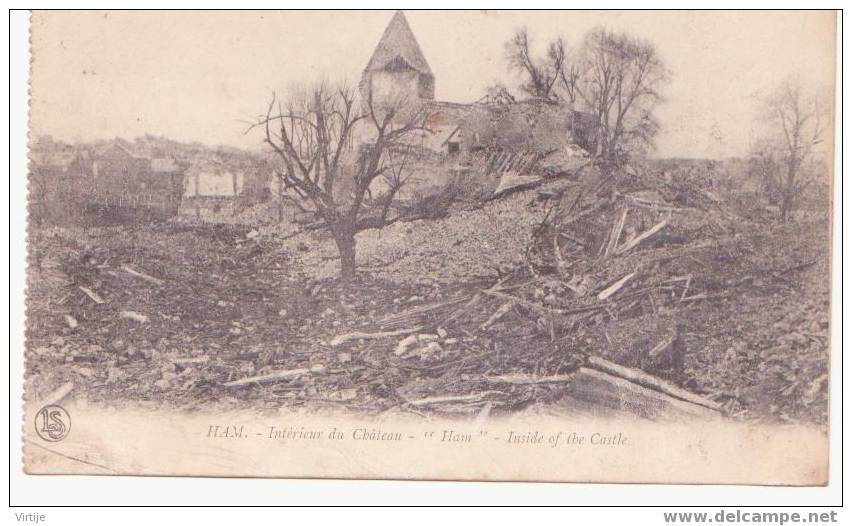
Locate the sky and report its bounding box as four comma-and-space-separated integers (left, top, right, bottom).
30, 10, 836, 159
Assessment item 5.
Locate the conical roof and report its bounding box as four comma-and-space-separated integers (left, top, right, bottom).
364, 11, 432, 76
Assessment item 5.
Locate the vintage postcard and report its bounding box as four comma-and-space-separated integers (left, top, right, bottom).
23, 10, 835, 483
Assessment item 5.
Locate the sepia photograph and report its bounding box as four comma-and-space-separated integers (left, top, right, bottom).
19, 9, 837, 485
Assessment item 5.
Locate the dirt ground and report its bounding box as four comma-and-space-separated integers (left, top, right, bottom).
25, 178, 831, 425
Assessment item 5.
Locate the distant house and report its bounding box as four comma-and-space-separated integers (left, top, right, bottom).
184, 161, 244, 198
29, 139, 185, 222
29, 141, 90, 223
89, 142, 185, 214
179, 160, 253, 220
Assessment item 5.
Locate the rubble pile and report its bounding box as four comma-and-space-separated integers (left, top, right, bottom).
25, 162, 830, 424
308, 164, 829, 422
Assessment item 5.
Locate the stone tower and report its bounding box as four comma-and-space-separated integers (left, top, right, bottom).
360, 11, 435, 107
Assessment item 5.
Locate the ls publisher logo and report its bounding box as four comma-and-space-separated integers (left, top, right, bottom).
35, 404, 70, 442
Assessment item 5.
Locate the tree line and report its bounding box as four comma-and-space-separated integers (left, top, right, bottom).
251, 23, 830, 283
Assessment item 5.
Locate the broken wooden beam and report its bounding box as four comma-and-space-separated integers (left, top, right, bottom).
223, 368, 311, 388
407, 392, 501, 407
79, 286, 105, 304
597, 272, 635, 301
615, 217, 668, 255
586, 355, 723, 412
329, 327, 422, 347
562, 367, 720, 420
679, 274, 693, 301
484, 373, 574, 385
604, 206, 629, 257
680, 292, 730, 303
648, 336, 676, 359
121, 265, 164, 285
39, 381, 74, 407
480, 301, 514, 330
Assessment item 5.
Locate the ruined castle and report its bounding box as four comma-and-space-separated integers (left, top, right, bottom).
359, 11, 595, 159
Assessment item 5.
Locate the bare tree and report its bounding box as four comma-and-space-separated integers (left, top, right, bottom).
29, 164, 52, 226
751, 80, 828, 221
374, 144, 414, 224
747, 139, 783, 207
505, 28, 565, 101
560, 27, 668, 164
250, 82, 427, 283
479, 83, 517, 105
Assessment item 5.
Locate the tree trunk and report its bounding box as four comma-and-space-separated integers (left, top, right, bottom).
594, 125, 606, 160
333, 230, 357, 284
781, 161, 798, 222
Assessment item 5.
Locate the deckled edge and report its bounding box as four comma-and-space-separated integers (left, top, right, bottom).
22, 9, 34, 474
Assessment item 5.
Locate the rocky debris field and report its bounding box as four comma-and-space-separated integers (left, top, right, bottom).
25, 165, 831, 425
272, 185, 557, 285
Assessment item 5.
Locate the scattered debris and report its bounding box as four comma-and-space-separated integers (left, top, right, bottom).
408, 392, 501, 407
121, 265, 164, 285
224, 368, 311, 388
393, 335, 416, 356
481, 301, 514, 330
586, 356, 722, 412
40, 381, 74, 407
597, 272, 635, 301
614, 217, 669, 255
79, 286, 105, 304
484, 373, 574, 385
119, 311, 149, 324
492, 172, 543, 199
330, 327, 422, 347
24, 159, 829, 424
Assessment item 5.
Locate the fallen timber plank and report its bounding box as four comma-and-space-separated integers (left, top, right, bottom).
484, 373, 575, 385
39, 381, 74, 407
624, 194, 680, 208
648, 336, 676, 358
407, 392, 503, 407
680, 292, 730, 303
614, 217, 669, 255
562, 368, 720, 421
223, 368, 311, 388
121, 265, 164, 285
597, 272, 635, 301
78, 286, 105, 304
776, 260, 817, 275
480, 301, 515, 330
604, 206, 629, 257
485, 369, 720, 420
329, 327, 422, 347
586, 355, 723, 412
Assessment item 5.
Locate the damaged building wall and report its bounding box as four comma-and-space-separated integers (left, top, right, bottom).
30, 141, 186, 224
